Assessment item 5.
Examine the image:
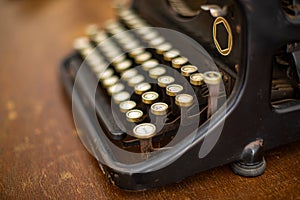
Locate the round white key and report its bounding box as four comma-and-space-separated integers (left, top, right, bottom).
128, 74, 145, 87
151, 102, 168, 116
172, 57, 188, 69
181, 65, 198, 77
175, 94, 194, 107
119, 100, 136, 113
203, 71, 222, 85
158, 76, 175, 87
190, 73, 204, 86
115, 59, 132, 72
149, 67, 167, 79
108, 83, 125, 95
133, 123, 156, 139
126, 109, 144, 122
113, 91, 131, 104
121, 68, 138, 81
102, 75, 119, 88
142, 91, 159, 104
134, 82, 151, 95
163, 49, 180, 61
166, 84, 184, 96
135, 52, 152, 64
98, 68, 114, 81
142, 59, 159, 71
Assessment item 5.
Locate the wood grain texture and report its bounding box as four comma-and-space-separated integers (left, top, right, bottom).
0, 0, 299, 199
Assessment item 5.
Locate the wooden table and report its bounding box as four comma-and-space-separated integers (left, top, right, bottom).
0, 0, 299, 199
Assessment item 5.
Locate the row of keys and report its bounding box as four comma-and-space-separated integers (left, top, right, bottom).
72, 8, 223, 153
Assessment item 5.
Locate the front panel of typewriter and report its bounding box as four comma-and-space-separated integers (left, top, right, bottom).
60, 0, 300, 190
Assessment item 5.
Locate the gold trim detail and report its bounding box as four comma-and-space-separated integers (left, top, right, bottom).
213, 17, 233, 56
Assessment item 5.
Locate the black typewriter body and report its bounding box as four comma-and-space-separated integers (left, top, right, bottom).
60, 0, 300, 190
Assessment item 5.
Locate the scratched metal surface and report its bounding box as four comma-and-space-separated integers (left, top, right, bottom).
0, 0, 299, 199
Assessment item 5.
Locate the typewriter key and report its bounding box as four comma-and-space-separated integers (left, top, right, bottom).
85, 24, 99, 38
132, 22, 147, 28
181, 65, 198, 77
203, 71, 222, 85
123, 41, 140, 51
119, 100, 136, 113
172, 57, 188, 69
98, 68, 114, 81
149, 67, 167, 79
117, 35, 136, 45
150, 102, 168, 132
156, 43, 172, 55
124, 15, 140, 23
114, 31, 130, 40
166, 84, 183, 116
127, 18, 146, 28
135, 52, 152, 64
108, 83, 125, 96
142, 31, 159, 41
131, 82, 151, 102
133, 123, 156, 138
80, 48, 93, 57
106, 49, 122, 59
86, 54, 103, 65
105, 20, 121, 31
110, 27, 126, 35
163, 49, 180, 61
175, 94, 194, 124
91, 62, 108, 74
166, 84, 184, 96
121, 68, 138, 81
73, 37, 91, 51
111, 54, 126, 65
142, 91, 159, 104
128, 74, 145, 87
134, 82, 151, 95
100, 43, 119, 54
157, 76, 175, 103
136, 27, 154, 36
118, 9, 135, 18
103, 75, 119, 88
158, 76, 175, 88
126, 109, 144, 122
120, 9, 136, 18
107, 53, 124, 64
142, 59, 159, 71
113, 91, 131, 104
106, 26, 123, 34
151, 102, 168, 116
203, 71, 222, 117
80, 48, 96, 58
189, 73, 206, 105
133, 123, 156, 153
175, 94, 194, 107
93, 31, 108, 44
190, 73, 204, 86
87, 60, 103, 70
115, 59, 132, 72
121, 12, 136, 22
129, 48, 145, 58
149, 37, 165, 48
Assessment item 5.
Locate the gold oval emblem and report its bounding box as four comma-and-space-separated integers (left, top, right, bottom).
213, 17, 233, 56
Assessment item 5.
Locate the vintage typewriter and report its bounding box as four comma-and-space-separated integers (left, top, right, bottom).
60, 0, 300, 190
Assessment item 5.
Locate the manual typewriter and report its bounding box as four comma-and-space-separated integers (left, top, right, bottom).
60, 0, 300, 190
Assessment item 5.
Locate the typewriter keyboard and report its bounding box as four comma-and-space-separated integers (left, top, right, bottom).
69, 8, 229, 153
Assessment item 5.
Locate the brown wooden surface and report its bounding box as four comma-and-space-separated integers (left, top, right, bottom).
0, 0, 299, 199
